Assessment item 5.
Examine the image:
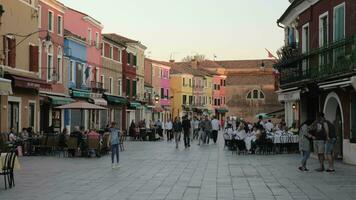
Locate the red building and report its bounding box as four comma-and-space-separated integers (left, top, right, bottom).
276, 0, 356, 164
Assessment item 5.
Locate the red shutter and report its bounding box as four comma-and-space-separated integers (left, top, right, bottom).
9, 38, 16, 68
113, 47, 119, 61
104, 43, 110, 58
29, 45, 39, 72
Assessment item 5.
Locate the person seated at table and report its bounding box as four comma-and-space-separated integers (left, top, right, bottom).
288, 122, 299, 135
8, 128, 18, 143
245, 126, 258, 153
20, 128, 29, 140
88, 129, 100, 140
264, 119, 274, 133
235, 123, 247, 140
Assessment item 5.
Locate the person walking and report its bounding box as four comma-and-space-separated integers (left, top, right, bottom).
165, 119, 173, 141
182, 115, 191, 148
298, 120, 314, 171
108, 122, 120, 169
211, 116, 220, 144
201, 115, 212, 144
325, 119, 337, 172
311, 112, 329, 172
192, 117, 200, 140
173, 117, 182, 149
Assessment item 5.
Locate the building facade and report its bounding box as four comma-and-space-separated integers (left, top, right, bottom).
38, 0, 68, 133
101, 34, 126, 130
276, 0, 356, 164
0, 0, 51, 134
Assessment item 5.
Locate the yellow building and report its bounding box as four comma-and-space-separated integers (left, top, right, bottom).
203, 75, 213, 114
170, 67, 193, 119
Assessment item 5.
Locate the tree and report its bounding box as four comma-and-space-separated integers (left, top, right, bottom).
181, 54, 205, 62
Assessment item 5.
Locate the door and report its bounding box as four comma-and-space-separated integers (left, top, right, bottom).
8, 102, 19, 133
40, 103, 50, 133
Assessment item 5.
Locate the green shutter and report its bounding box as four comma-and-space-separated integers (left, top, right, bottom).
352, 93, 356, 140
126, 79, 130, 96
132, 80, 137, 96
335, 5, 345, 41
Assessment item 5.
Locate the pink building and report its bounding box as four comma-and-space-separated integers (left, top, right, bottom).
38, 0, 67, 133
146, 59, 171, 122
64, 8, 103, 85
212, 74, 227, 119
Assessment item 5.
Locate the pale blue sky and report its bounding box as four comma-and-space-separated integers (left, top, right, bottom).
59, 0, 290, 61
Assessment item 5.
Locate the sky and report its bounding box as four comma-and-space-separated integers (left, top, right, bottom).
59, 0, 290, 61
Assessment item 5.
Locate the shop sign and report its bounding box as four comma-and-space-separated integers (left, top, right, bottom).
278, 90, 301, 102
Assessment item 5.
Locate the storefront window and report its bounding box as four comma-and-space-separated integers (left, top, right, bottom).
28, 103, 35, 129
52, 109, 61, 132
8, 102, 19, 133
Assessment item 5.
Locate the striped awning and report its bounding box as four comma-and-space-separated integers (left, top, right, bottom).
0, 78, 13, 95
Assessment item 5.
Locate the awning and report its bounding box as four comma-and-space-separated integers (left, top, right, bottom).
216, 108, 229, 114
70, 89, 91, 99
129, 101, 142, 109
90, 98, 107, 106
49, 96, 75, 106
277, 89, 301, 102
56, 101, 107, 110
104, 94, 128, 106
8, 75, 51, 90
0, 78, 13, 95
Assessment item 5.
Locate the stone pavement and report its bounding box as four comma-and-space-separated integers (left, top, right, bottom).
1, 136, 356, 200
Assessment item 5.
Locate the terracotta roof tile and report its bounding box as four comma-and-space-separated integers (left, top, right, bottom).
102, 33, 138, 45
216, 59, 276, 69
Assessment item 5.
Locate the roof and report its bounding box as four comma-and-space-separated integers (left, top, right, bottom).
216, 59, 276, 69
277, 0, 304, 23
102, 33, 138, 45
172, 62, 214, 77
145, 58, 172, 68
64, 29, 86, 43
67, 7, 103, 28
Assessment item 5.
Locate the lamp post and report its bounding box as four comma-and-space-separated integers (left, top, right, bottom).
154, 95, 160, 104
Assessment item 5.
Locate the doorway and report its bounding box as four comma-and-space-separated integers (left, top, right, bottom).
8, 101, 19, 133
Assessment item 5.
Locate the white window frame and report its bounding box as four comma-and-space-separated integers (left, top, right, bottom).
57, 46, 63, 83
95, 32, 99, 48
109, 77, 113, 94
48, 10, 54, 33
46, 43, 53, 81
118, 79, 122, 96
302, 23, 309, 53
28, 100, 36, 130
57, 15, 63, 36
37, 5, 41, 28
333, 2, 346, 42
88, 28, 92, 45
319, 12, 329, 48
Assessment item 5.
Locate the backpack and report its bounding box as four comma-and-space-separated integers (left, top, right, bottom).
326, 121, 337, 139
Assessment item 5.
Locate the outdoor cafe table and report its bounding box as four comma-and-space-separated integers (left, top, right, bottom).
269, 134, 299, 144
0, 153, 21, 170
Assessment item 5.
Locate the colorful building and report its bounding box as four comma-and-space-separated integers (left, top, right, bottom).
38, 0, 68, 133
63, 7, 104, 131
145, 59, 171, 122
276, 0, 356, 164
101, 34, 126, 130
0, 0, 52, 134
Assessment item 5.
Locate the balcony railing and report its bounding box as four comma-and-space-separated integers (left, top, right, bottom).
275, 36, 356, 86
90, 81, 106, 93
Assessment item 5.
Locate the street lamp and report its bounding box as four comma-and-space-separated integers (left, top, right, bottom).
292, 103, 296, 110
154, 95, 160, 104
7, 29, 51, 48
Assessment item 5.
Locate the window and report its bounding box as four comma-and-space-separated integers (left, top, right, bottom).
223, 80, 226, 86
110, 45, 113, 59
189, 79, 192, 87
38, 5, 41, 28
166, 89, 169, 99
183, 78, 186, 86
132, 80, 137, 96
100, 75, 105, 89
189, 96, 193, 105
57, 16, 63, 35
302, 24, 309, 53
48, 11, 53, 32
109, 77, 113, 94
214, 99, 217, 106
29, 45, 39, 72
161, 88, 164, 99
57, 47, 62, 82
95, 32, 99, 48
160, 69, 163, 78
183, 95, 187, 105
220, 79, 223, 86
127, 53, 131, 65
209, 97, 212, 104
47, 44, 53, 81
218, 99, 221, 106
133, 55, 137, 66
126, 79, 131, 96
75, 63, 83, 88
319, 13, 328, 47
118, 50, 122, 63
69, 61, 74, 82
28, 102, 35, 128
334, 3, 345, 42
38, 39, 42, 78
118, 79, 122, 96
246, 89, 265, 100
217, 85, 220, 90
88, 28, 92, 45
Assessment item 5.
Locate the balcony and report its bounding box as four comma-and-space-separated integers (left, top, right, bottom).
90, 81, 106, 93
275, 36, 356, 87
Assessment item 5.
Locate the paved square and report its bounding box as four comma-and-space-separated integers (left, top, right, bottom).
1, 136, 356, 200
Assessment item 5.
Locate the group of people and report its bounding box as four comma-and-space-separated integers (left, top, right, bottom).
298, 112, 337, 173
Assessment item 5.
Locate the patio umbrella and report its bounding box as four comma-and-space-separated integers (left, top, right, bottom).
55, 101, 107, 110
55, 101, 107, 130
256, 113, 270, 119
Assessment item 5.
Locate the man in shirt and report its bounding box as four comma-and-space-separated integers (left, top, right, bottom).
182, 115, 191, 148
311, 112, 329, 172
211, 116, 220, 144
108, 122, 120, 169
265, 119, 274, 133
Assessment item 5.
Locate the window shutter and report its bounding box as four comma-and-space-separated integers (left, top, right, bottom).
9, 38, 16, 68
3, 36, 6, 65
29, 45, 39, 72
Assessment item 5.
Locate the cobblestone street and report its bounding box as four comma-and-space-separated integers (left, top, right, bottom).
1, 136, 356, 200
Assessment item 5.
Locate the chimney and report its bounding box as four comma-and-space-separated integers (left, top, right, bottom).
191, 59, 198, 69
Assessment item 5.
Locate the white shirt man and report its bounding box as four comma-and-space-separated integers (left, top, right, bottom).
265, 120, 274, 132
165, 121, 173, 130
211, 118, 220, 131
